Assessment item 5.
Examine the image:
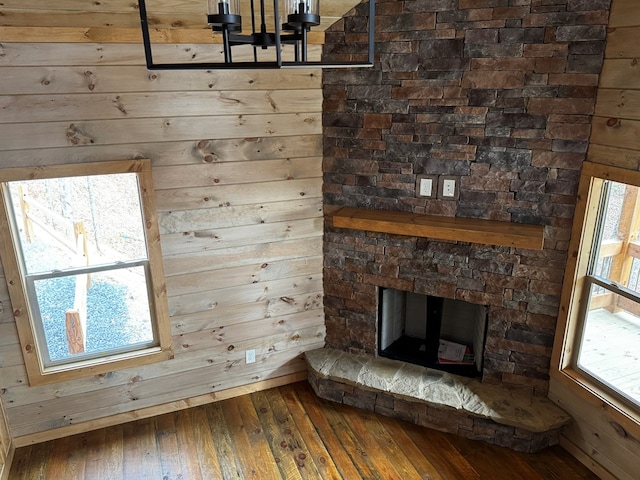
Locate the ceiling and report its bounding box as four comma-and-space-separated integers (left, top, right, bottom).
0, 0, 361, 33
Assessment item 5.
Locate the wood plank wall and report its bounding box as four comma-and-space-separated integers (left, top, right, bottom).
549, 1, 640, 479
585, 0, 640, 169
0, 0, 359, 41
0, 29, 326, 441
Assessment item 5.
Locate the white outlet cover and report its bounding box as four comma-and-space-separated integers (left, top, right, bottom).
419, 178, 433, 196
245, 349, 256, 364
443, 179, 456, 197
416, 175, 437, 198
438, 176, 460, 200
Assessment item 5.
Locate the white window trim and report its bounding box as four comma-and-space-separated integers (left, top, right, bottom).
0, 160, 173, 386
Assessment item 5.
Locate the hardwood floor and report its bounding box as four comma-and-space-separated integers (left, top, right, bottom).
9, 381, 598, 479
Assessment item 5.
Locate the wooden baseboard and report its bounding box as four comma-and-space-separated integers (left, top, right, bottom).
13, 371, 307, 448
559, 435, 618, 480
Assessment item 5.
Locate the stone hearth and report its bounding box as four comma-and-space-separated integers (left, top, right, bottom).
305, 348, 571, 452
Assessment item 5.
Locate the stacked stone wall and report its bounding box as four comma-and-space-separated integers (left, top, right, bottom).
322, 0, 611, 395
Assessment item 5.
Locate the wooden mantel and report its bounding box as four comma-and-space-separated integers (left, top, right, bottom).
331, 207, 545, 250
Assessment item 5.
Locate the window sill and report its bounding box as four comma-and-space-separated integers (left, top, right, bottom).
29, 344, 173, 386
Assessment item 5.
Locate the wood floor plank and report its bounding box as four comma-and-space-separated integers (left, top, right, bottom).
154, 414, 184, 480
25, 441, 54, 480
220, 394, 281, 479
122, 417, 162, 480
44, 434, 85, 480
266, 387, 328, 478
376, 413, 446, 480
8, 381, 600, 480
205, 402, 244, 480
355, 409, 427, 479
220, 401, 258, 479
174, 407, 206, 480
292, 384, 364, 480
342, 408, 408, 480
185, 406, 223, 479
404, 421, 482, 479
526, 445, 603, 480
305, 395, 381, 479
250, 390, 306, 480
96, 423, 124, 480
278, 385, 344, 480
448, 433, 545, 480
7, 444, 32, 480
81, 428, 107, 479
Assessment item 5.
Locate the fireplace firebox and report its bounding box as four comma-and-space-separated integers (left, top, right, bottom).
378, 287, 488, 378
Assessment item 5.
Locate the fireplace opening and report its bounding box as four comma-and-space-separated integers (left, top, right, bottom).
378, 287, 488, 378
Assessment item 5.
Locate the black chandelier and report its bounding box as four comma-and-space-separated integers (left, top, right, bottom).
137, 0, 375, 69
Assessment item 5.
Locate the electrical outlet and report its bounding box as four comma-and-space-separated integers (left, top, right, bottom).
245, 349, 256, 364
443, 179, 456, 197
420, 178, 433, 196
438, 176, 460, 200
416, 175, 437, 198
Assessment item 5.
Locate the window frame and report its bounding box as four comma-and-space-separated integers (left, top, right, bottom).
0, 160, 173, 386
552, 161, 640, 432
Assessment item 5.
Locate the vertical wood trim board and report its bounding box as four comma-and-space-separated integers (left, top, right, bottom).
0, 395, 13, 480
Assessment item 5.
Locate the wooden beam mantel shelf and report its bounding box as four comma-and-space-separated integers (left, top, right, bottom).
331, 207, 545, 250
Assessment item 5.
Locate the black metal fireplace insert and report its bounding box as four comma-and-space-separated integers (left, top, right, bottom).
378, 287, 488, 378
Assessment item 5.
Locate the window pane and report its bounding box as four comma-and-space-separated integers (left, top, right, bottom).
33, 266, 154, 365
591, 182, 640, 293
8, 173, 147, 275
578, 283, 640, 407
599, 182, 626, 242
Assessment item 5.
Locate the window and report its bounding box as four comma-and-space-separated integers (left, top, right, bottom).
554, 161, 640, 417
576, 180, 640, 407
0, 160, 173, 385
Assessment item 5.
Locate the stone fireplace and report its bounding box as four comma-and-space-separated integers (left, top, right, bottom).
321, 221, 564, 395
305, 0, 612, 452
306, 217, 573, 451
